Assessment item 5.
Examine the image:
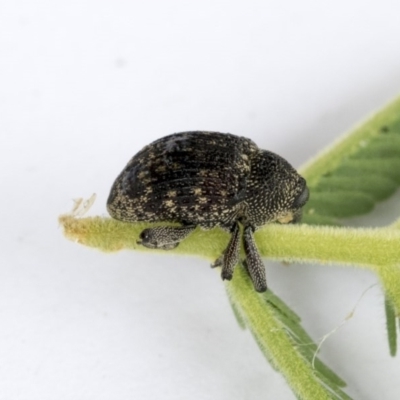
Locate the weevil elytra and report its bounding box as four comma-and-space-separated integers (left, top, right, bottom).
107, 131, 309, 292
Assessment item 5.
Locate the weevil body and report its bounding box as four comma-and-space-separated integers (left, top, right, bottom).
107, 131, 309, 292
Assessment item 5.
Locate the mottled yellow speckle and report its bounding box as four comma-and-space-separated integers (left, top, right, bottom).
165, 200, 174, 207
276, 212, 294, 224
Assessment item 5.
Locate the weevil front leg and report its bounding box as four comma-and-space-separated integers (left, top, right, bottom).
138, 225, 196, 250
211, 222, 241, 281
243, 225, 267, 292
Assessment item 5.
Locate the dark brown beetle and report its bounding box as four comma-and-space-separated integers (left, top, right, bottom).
107, 131, 309, 292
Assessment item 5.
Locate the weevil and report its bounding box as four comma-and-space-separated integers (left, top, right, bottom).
107, 131, 309, 292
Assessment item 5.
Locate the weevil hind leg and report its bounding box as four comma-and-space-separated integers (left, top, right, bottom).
243, 225, 267, 292
211, 222, 241, 282
138, 225, 196, 250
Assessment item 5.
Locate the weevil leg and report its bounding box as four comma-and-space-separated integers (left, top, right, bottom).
210, 222, 240, 273
138, 225, 196, 250
216, 222, 241, 281
243, 225, 267, 292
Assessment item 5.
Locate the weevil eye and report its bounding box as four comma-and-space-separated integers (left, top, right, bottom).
293, 185, 309, 208
140, 230, 150, 241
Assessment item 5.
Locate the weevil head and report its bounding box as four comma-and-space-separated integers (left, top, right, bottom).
275, 176, 309, 224
245, 150, 309, 226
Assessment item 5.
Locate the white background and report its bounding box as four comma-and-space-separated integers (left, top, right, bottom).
1, 1, 400, 399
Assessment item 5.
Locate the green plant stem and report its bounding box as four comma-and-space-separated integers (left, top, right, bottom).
254, 224, 400, 314
59, 214, 400, 313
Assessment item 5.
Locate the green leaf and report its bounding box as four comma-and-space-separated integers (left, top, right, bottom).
227, 266, 351, 400
301, 96, 400, 225
385, 296, 398, 356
